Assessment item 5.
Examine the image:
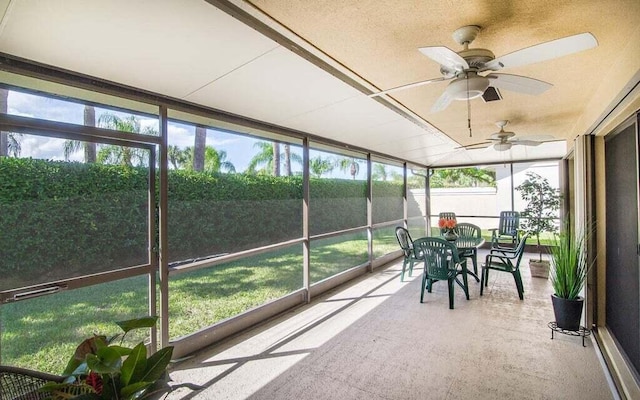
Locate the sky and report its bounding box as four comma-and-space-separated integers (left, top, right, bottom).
7, 90, 294, 173
5, 89, 409, 180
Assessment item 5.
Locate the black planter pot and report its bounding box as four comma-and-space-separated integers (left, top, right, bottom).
551, 294, 584, 331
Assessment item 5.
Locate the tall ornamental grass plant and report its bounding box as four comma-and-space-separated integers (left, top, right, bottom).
549, 223, 591, 300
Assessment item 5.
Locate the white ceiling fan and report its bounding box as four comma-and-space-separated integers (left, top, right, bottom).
459, 120, 557, 151
369, 26, 598, 113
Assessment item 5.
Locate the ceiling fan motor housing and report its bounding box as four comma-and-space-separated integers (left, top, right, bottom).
447, 74, 490, 100
494, 142, 513, 151
457, 48, 495, 69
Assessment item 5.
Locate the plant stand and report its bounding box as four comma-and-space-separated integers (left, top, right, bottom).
548, 322, 591, 347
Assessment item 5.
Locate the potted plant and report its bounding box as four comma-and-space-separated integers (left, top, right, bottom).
40, 316, 176, 400
515, 172, 561, 278
550, 222, 592, 331
438, 217, 458, 241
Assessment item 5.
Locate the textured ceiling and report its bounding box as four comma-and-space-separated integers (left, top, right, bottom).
0, 0, 638, 167
247, 0, 640, 148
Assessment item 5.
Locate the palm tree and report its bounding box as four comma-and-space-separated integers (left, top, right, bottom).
63, 105, 97, 162
336, 157, 363, 180
181, 146, 235, 173
273, 142, 281, 176
372, 164, 388, 181
84, 105, 97, 162
283, 144, 291, 176
95, 114, 155, 166
246, 141, 277, 175
193, 126, 206, 171
203, 146, 235, 173
168, 145, 189, 169
284, 145, 302, 175
0, 88, 22, 157
247, 141, 302, 176
309, 156, 334, 178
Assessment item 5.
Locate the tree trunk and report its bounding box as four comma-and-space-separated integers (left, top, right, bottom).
350, 161, 357, 180
83, 105, 97, 163
283, 144, 291, 176
272, 142, 280, 177
0, 88, 8, 157
193, 126, 206, 172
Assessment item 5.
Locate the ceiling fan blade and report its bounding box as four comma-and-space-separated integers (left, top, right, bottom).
418, 46, 469, 71
513, 134, 556, 141
454, 141, 491, 150
485, 32, 598, 70
487, 73, 553, 95
368, 77, 446, 98
430, 90, 454, 113
510, 140, 543, 146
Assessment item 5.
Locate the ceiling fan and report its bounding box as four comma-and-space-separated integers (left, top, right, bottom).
459, 120, 557, 151
369, 25, 598, 113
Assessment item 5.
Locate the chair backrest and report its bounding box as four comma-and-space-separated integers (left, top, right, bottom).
413, 237, 460, 280
456, 222, 481, 239
0, 365, 64, 399
511, 232, 530, 269
498, 211, 520, 237
438, 212, 457, 222
395, 227, 414, 257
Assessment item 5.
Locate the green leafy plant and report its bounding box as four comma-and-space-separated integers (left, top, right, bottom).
40, 316, 173, 400
516, 172, 561, 260
550, 222, 592, 300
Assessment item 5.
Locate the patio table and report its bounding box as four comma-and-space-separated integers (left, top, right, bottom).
446, 236, 485, 282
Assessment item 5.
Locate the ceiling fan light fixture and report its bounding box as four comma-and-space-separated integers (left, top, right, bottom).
447, 76, 490, 100
494, 142, 512, 151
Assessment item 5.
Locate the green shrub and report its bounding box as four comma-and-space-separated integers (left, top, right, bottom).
1, 158, 404, 288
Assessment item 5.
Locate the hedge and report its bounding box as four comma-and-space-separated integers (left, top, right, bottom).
0, 158, 405, 289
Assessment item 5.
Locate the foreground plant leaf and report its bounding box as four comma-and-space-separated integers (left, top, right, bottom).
121, 342, 147, 386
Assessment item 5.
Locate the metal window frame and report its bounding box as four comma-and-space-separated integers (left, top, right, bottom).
0, 64, 432, 360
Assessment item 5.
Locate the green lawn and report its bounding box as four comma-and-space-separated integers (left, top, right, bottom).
1, 234, 379, 374
8, 226, 556, 374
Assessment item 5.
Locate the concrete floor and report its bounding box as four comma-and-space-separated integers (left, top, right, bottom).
166, 251, 616, 400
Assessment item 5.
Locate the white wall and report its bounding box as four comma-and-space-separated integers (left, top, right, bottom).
424, 161, 561, 230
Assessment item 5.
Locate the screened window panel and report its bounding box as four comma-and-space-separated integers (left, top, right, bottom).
1, 133, 151, 291
372, 161, 404, 224
309, 146, 367, 235
310, 230, 368, 284
408, 167, 426, 218
2, 89, 159, 136
0, 275, 150, 373
168, 244, 302, 340
167, 124, 303, 263
372, 225, 400, 260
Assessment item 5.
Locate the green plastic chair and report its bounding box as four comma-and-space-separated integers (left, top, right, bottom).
489, 211, 520, 249
481, 233, 530, 300
455, 222, 482, 281
395, 227, 422, 281
413, 237, 469, 309
0, 365, 64, 400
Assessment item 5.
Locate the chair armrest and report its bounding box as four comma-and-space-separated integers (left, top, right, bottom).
489, 246, 518, 256
486, 251, 517, 263
0, 365, 64, 383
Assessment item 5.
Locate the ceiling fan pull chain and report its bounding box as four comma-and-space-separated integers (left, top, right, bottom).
467, 76, 472, 137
